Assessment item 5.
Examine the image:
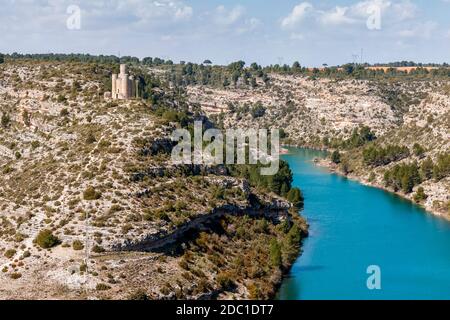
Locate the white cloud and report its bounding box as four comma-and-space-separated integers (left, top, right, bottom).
319, 6, 355, 26
211, 5, 262, 35
350, 0, 391, 18
281, 0, 419, 31
0, 0, 194, 33
115, 0, 193, 25
392, 1, 417, 20
281, 2, 313, 29
214, 5, 246, 26
398, 21, 438, 38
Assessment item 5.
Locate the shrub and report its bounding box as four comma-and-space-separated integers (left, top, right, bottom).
432, 153, 450, 181
85, 132, 96, 144
331, 150, 341, 164
1, 113, 10, 128
216, 272, 235, 290
363, 145, 410, 167
10, 273, 22, 280
128, 290, 149, 300
250, 102, 266, 118
179, 259, 189, 270
420, 157, 434, 180
92, 245, 105, 253
286, 187, 304, 209
35, 229, 60, 249
96, 283, 111, 291
57, 94, 67, 103
60, 108, 69, 117
31, 141, 40, 149
413, 143, 425, 158
247, 283, 261, 300
413, 187, 428, 203
72, 240, 84, 251
286, 225, 301, 246
83, 186, 101, 200
4, 249, 16, 259
269, 239, 282, 267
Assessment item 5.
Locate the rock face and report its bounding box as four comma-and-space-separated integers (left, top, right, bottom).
130, 164, 229, 182
114, 199, 291, 252
188, 76, 401, 144
187, 73, 449, 217
188, 75, 447, 147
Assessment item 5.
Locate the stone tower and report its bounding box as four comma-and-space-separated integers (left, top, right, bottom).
111, 64, 139, 100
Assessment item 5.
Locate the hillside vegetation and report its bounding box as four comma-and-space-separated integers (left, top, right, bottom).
0, 59, 306, 299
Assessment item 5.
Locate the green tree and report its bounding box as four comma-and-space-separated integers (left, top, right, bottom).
267, 161, 293, 196
286, 187, 304, 209
83, 186, 102, 200
35, 230, 60, 249
269, 239, 282, 267
250, 62, 260, 71
413, 143, 425, 158
227, 60, 245, 73
420, 157, 434, 180
1, 113, 10, 128
343, 63, 354, 75
347, 126, 376, 149
432, 153, 450, 181
413, 187, 427, 203
292, 61, 301, 72
286, 225, 301, 246
250, 102, 266, 118
384, 162, 421, 193
231, 71, 240, 85
331, 150, 341, 164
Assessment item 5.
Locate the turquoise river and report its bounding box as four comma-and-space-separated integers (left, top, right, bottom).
277, 148, 450, 300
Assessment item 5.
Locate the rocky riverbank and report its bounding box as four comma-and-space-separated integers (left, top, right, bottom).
314, 157, 450, 221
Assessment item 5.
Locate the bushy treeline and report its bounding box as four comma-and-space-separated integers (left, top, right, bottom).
384, 162, 421, 193
3, 52, 175, 66
373, 61, 449, 67
363, 144, 410, 166
344, 126, 377, 148
383, 153, 450, 193
325, 126, 376, 150
165, 60, 270, 89
263, 62, 450, 79
4, 52, 449, 80
228, 160, 304, 209
427, 154, 450, 181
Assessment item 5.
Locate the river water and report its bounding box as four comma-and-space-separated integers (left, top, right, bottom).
277, 148, 450, 300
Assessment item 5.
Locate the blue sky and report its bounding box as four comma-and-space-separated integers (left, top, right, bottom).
1, 0, 449, 66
